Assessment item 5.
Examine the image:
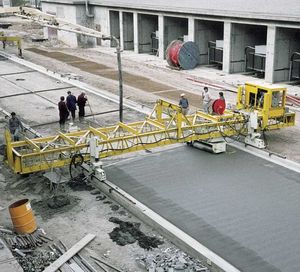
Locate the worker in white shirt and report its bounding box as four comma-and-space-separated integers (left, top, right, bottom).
202, 87, 212, 113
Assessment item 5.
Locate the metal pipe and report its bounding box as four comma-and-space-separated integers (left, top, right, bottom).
102, 36, 123, 122
116, 38, 123, 123
85, 0, 94, 18
90, 256, 122, 272
77, 254, 98, 272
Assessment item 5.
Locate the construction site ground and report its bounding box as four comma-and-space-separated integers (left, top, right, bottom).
0, 17, 300, 272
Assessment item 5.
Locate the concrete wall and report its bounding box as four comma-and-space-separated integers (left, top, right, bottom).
41, 2, 300, 83
194, 20, 223, 64
91, 6, 110, 47
273, 28, 300, 82
138, 14, 158, 53
109, 10, 120, 47
41, 2, 78, 47
164, 16, 188, 52
75, 5, 96, 47
123, 12, 134, 50
229, 24, 267, 73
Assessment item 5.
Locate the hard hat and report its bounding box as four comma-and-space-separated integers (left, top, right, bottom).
181, 93, 185, 97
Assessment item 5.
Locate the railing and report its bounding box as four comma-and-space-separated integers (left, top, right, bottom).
289, 52, 300, 81
244, 46, 266, 73
208, 41, 223, 66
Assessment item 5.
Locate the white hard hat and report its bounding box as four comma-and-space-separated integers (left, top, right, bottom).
181, 93, 185, 97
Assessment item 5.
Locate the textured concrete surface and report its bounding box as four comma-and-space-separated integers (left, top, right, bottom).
106, 145, 300, 272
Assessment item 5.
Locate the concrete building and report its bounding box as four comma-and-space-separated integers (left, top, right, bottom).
40, 0, 300, 83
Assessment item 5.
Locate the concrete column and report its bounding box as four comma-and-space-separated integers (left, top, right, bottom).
188, 17, 195, 41
119, 11, 124, 50
3, 0, 11, 7
265, 25, 276, 83
133, 12, 139, 53
223, 21, 232, 73
158, 14, 164, 59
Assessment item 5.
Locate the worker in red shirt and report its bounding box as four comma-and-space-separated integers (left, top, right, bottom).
77, 92, 88, 122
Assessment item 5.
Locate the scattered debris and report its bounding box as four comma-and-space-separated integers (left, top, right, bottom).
96, 194, 106, 201
68, 174, 94, 191
136, 247, 210, 272
109, 217, 164, 250
47, 195, 70, 209
118, 210, 127, 216
60, 73, 82, 80
17, 250, 58, 272
0, 227, 59, 271
31, 195, 80, 220
103, 200, 112, 205
110, 204, 120, 211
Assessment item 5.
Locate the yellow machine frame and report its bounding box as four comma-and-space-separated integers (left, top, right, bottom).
236, 82, 294, 129
5, 85, 295, 174
0, 31, 22, 57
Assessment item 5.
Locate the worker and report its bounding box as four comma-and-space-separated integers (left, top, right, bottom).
66, 90, 77, 122
77, 92, 88, 122
202, 87, 212, 113
258, 91, 265, 108
219, 91, 225, 100
179, 93, 189, 115
8, 112, 23, 141
212, 91, 226, 115
58, 96, 69, 131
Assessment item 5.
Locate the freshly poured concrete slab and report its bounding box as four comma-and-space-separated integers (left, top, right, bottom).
106, 145, 300, 272
3, 71, 71, 92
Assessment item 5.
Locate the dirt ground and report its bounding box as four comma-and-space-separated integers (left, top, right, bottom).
0, 16, 299, 272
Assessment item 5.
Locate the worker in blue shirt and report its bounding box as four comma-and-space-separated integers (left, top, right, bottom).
66, 91, 77, 122
179, 93, 189, 115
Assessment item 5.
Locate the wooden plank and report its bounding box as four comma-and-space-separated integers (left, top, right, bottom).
69, 262, 85, 272
43, 234, 95, 272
